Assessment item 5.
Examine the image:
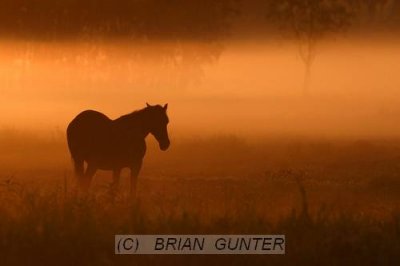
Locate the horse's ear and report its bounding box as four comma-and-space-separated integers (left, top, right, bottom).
163, 103, 168, 110
146, 102, 151, 107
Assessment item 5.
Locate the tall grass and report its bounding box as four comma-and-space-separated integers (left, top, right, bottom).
0, 171, 399, 266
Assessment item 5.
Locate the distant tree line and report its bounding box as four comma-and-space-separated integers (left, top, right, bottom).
0, 0, 237, 41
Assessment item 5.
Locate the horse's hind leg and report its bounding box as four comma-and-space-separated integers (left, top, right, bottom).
81, 163, 97, 191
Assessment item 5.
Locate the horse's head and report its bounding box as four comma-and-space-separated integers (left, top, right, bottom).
146, 103, 170, 151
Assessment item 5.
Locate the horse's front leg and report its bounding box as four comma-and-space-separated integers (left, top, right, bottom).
130, 159, 143, 197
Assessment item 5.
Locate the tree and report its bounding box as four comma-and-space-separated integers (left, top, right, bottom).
266, 0, 352, 95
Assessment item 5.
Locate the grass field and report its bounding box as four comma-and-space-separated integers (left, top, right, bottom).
1, 131, 400, 265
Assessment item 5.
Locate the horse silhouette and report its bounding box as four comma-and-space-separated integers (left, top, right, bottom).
66, 103, 170, 195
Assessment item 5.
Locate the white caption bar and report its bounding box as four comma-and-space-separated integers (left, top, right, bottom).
115, 235, 285, 254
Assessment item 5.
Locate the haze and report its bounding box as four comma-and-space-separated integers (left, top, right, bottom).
0, 36, 399, 139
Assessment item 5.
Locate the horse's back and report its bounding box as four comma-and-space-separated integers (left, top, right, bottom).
67, 110, 112, 159
67, 110, 111, 135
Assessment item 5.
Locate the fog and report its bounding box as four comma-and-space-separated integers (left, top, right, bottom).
1, 36, 400, 139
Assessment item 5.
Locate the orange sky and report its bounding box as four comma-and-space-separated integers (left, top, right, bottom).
1, 37, 400, 138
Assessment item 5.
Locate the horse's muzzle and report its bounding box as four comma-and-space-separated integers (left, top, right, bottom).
160, 140, 170, 151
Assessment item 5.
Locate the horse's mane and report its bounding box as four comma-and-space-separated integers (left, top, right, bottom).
114, 105, 165, 124
115, 107, 149, 122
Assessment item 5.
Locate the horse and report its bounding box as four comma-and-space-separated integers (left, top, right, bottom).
66, 103, 170, 195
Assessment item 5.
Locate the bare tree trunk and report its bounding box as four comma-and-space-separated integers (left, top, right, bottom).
299, 38, 316, 97
301, 38, 317, 97
302, 61, 312, 96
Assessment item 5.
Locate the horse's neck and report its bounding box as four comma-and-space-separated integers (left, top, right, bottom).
115, 111, 151, 138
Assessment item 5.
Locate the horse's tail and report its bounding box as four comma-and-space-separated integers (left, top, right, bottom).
71, 157, 84, 177
67, 121, 84, 177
